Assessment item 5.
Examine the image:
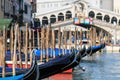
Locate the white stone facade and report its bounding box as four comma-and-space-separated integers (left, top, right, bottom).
84, 0, 101, 8
113, 0, 120, 13
36, 0, 77, 15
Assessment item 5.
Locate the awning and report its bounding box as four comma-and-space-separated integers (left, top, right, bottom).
0, 19, 12, 30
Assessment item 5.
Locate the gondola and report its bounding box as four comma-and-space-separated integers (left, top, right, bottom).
0, 50, 38, 80
39, 47, 86, 79
59, 46, 86, 73
5, 53, 32, 68
38, 48, 76, 79
86, 43, 105, 56
34, 48, 72, 57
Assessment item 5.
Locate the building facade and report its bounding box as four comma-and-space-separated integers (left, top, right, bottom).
82, 0, 120, 14
113, 0, 120, 13
0, 0, 32, 26
23, 0, 32, 24
36, 0, 76, 15
100, 0, 120, 14
84, 0, 101, 8
30, 0, 37, 13
100, 0, 113, 11
0, 0, 4, 18
0, 0, 13, 18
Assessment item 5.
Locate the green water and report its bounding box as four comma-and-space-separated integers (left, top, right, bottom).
73, 53, 120, 80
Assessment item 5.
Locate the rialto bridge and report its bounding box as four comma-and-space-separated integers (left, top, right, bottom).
35, 0, 120, 41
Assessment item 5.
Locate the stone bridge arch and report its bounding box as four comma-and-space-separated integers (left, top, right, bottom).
89, 11, 95, 18
104, 15, 110, 22
42, 16, 48, 26
66, 11, 72, 19
50, 15, 56, 23
96, 13, 103, 20
88, 8, 120, 25
111, 16, 117, 24
75, 1, 88, 16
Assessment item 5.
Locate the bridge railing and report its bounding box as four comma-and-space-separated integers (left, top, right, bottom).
51, 18, 73, 27
93, 19, 120, 30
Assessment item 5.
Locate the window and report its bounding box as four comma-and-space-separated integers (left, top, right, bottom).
54, 3, 58, 7
50, 3, 52, 7
41, 4, 45, 8
1, 0, 4, 11
47, 3, 49, 8
118, 9, 119, 13
24, 5, 28, 14
100, 0, 102, 4
114, 9, 116, 12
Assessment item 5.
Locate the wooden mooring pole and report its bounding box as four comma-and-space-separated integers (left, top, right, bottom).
32, 30, 35, 49
52, 29, 55, 58
29, 28, 32, 65
18, 25, 22, 68
46, 26, 50, 62
93, 27, 96, 46
58, 27, 61, 55
64, 29, 67, 54
10, 26, 14, 60
63, 29, 65, 55
2, 25, 7, 77
74, 27, 77, 49
37, 29, 40, 49
40, 28, 45, 62
69, 30, 72, 50
80, 29, 83, 49
0, 30, 2, 67
25, 23, 28, 68
13, 24, 18, 76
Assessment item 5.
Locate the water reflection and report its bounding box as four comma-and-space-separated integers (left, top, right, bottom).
73, 53, 120, 80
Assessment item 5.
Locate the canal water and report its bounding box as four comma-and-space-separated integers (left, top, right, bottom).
73, 52, 120, 80
47, 52, 120, 80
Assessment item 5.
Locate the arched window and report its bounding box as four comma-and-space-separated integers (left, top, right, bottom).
104, 15, 110, 22
96, 13, 102, 20
32, 18, 40, 28
79, 3, 84, 11
119, 20, 120, 25
89, 11, 95, 18
42, 16, 48, 26
66, 11, 72, 19
58, 13, 64, 21
50, 15, 56, 23
111, 17, 117, 24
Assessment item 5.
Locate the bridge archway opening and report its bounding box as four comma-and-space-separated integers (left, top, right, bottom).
111, 17, 117, 24
31, 18, 41, 28
96, 13, 102, 20
58, 13, 64, 21
95, 27, 112, 41
119, 20, 120, 25
42, 16, 48, 26
66, 11, 72, 19
104, 15, 110, 22
50, 15, 56, 23
89, 11, 95, 18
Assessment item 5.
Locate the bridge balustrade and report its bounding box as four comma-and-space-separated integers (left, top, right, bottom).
51, 18, 73, 27
93, 19, 115, 28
